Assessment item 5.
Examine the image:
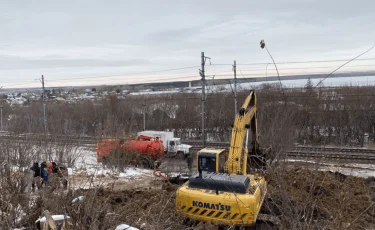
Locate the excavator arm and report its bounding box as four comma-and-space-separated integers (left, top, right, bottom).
225, 90, 259, 175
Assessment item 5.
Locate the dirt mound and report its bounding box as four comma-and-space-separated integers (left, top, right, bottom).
19, 185, 184, 230
264, 166, 375, 230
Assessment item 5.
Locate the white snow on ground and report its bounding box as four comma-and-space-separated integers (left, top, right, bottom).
66, 147, 154, 190
74, 148, 98, 168
115, 224, 139, 230
286, 159, 319, 165
119, 168, 152, 178
285, 159, 375, 178
74, 165, 153, 178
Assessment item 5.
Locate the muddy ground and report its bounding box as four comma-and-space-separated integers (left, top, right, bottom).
14, 166, 375, 230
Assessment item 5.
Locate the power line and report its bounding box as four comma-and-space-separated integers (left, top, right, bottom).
200, 64, 375, 79
44, 71, 373, 84
1, 65, 201, 87
65, 74, 199, 83
288, 45, 375, 138
260, 40, 284, 98
5, 70, 375, 90
1, 81, 41, 88
2, 57, 375, 88
235, 57, 375, 66
209, 58, 375, 66
45, 62, 375, 84
311, 45, 375, 91
30, 93, 375, 104
44, 65, 201, 82
238, 64, 375, 72
118, 92, 375, 101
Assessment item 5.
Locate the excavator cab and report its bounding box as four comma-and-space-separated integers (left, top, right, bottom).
196, 148, 226, 173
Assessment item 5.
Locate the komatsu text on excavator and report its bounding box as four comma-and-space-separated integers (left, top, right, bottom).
176, 90, 275, 229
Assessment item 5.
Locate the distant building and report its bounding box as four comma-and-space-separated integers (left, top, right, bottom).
129, 90, 180, 96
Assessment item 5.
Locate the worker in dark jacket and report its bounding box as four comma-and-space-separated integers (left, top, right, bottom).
40, 161, 48, 187
30, 162, 41, 192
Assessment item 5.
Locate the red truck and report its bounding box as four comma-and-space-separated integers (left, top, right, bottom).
96, 135, 164, 168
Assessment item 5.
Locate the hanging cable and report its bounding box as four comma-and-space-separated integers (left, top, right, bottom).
310, 45, 375, 93
260, 39, 285, 99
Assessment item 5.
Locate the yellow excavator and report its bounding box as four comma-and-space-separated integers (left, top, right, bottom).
176, 90, 277, 229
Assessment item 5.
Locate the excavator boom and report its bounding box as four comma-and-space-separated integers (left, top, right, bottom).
225, 91, 258, 175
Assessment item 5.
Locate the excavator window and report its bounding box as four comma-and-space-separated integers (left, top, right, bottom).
198, 156, 216, 172
219, 152, 225, 172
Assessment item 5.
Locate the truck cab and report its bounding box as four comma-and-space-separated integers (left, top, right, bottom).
137, 131, 192, 158
168, 138, 191, 158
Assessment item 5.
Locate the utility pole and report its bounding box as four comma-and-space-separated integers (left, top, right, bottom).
142, 103, 146, 131
42, 75, 47, 133
0, 86, 3, 132
200, 52, 207, 147
233, 60, 238, 115
0, 104, 3, 132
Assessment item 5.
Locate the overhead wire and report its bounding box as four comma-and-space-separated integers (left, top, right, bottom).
284, 45, 375, 145
4, 71, 375, 90
260, 40, 284, 98
208, 57, 375, 66
0, 65, 201, 88
51, 65, 201, 81
2, 57, 375, 88
235, 64, 375, 73
235, 57, 375, 66
46, 70, 375, 83
29, 92, 373, 103
311, 45, 375, 92
1, 81, 41, 88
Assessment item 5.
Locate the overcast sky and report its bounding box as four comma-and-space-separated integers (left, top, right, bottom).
1, 0, 374, 88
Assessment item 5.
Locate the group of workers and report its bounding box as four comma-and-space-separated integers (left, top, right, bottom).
29, 161, 59, 191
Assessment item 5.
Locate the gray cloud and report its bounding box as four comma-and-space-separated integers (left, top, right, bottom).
0, 55, 151, 69
0, 0, 374, 87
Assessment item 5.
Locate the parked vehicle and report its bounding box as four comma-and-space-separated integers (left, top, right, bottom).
96, 135, 164, 168
137, 130, 191, 158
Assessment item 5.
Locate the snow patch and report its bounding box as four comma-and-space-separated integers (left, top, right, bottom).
119, 168, 152, 178
67, 168, 74, 175
285, 158, 375, 178
115, 224, 139, 230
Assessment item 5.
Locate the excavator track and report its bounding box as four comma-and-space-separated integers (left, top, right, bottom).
250, 213, 280, 229
215, 215, 280, 230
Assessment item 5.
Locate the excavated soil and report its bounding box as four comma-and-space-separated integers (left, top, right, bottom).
17, 167, 375, 230
264, 166, 375, 230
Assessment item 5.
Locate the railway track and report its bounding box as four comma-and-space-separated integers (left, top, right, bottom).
190, 144, 375, 161
0, 134, 97, 145
1, 134, 375, 161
